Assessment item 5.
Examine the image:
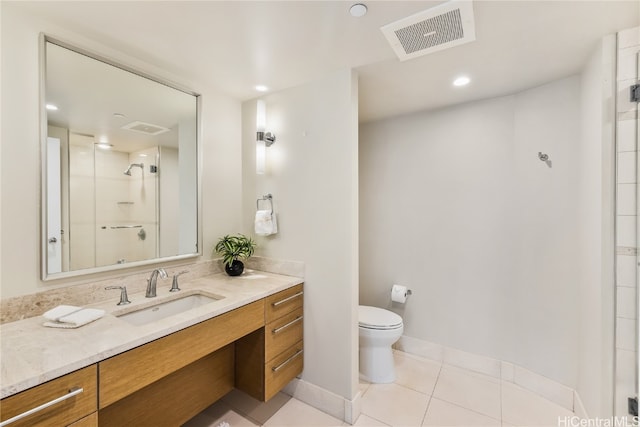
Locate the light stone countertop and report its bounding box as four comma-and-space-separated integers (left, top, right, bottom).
0, 270, 303, 399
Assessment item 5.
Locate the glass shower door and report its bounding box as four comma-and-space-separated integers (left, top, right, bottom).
614, 35, 639, 419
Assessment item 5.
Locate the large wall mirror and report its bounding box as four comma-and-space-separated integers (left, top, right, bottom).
41, 35, 201, 280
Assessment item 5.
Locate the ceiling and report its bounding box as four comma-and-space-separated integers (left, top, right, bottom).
10, 1, 640, 123
46, 41, 196, 151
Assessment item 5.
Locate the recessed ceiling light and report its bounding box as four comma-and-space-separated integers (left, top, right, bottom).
95, 143, 113, 149
350, 3, 367, 18
46, 104, 58, 111
453, 76, 471, 87
255, 85, 269, 92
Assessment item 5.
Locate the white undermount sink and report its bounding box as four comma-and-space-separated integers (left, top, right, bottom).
116, 293, 222, 326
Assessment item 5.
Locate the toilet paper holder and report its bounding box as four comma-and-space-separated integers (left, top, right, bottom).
391, 284, 412, 303
391, 285, 412, 295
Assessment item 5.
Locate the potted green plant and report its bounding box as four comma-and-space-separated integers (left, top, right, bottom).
214, 234, 256, 276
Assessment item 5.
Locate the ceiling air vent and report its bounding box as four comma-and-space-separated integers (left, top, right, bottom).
121, 121, 170, 136
381, 0, 476, 62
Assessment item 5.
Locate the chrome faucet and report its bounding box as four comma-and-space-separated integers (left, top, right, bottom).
146, 268, 167, 298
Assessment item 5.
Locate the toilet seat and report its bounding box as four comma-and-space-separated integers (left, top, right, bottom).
359, 305, 403, 330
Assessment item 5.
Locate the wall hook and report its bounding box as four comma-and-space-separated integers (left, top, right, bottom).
538, 152, 549, 162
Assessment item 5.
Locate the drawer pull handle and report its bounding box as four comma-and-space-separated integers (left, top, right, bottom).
272, 291, 303, 307
271, 349, 304, 372
272, 316, 303, 334
0, 387, 83, 427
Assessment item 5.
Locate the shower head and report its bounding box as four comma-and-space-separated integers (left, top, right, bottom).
124, 163, 144, 176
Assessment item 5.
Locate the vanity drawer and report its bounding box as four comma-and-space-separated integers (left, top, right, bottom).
266, 307, 303, 361
266, 284, 303, 323
0, 365, 97, 427
265, 341, 304, 401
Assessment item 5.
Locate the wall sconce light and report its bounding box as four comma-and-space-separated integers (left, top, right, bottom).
256, 99, 276, 175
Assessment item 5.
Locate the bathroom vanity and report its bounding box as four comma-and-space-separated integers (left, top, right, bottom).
0, 272, 304, 426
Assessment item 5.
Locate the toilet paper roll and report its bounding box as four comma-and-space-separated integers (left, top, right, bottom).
391, 284, 408, 303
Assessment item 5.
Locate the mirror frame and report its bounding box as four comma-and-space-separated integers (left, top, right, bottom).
40, 34, 203, 281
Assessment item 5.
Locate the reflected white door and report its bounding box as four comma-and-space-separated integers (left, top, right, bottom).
47, 137, 62, 274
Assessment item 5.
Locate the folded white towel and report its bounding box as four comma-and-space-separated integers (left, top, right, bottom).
43, 305, 105, 329
255, 209, 278, 236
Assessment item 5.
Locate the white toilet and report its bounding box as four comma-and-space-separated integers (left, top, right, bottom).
358, 305, 404, 383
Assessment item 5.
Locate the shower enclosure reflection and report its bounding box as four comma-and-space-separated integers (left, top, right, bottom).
65, 136, 160, 270
43, 37, 199, 279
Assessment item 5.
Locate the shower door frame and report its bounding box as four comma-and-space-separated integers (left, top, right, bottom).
636, 52, 640, 418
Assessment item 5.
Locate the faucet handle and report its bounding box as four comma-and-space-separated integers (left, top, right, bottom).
170, 270, 188, 293
105, 286, 131, 305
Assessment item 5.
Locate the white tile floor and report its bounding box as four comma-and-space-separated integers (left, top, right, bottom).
184, 350, 575, 427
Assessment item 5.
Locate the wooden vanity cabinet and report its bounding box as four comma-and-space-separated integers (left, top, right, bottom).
98, 345, 234, 427
67, 412, 98, 427
1, 282, 304, 426
98, 300, 264, 427
0, 365, 97, 427
235, 284, 304, 401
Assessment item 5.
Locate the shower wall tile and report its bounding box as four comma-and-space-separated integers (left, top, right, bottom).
616, 317, 636, 352
615, 349, 637, 416
618, 247, 638, 256
618, 111, 638, 123
617, 215, 637, 248
617, 286, 637, 319
617, 255, 638, 288
617, 46, 639, 81
617, 79, 638, 113
618, 119, 638, 152
618, 152, 637, 183
617, 184, 637, 215
618, 26, 640, 50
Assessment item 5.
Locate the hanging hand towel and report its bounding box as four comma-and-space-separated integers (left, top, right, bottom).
255, 209, 278, 236
43, 305, 105, 329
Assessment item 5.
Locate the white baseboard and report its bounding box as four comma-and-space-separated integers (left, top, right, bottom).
283, 378, 361, 424
280, 335, 588, 422
573, 390, 589, 419
394, 335, 577, 413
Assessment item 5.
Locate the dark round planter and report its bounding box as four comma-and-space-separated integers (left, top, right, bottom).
224, 260, 244, 276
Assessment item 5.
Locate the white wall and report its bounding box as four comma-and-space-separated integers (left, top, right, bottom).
360, 76, 585, 389
0, 3, 242, 298
577, 35, 616, 417
241, 69, 359, 403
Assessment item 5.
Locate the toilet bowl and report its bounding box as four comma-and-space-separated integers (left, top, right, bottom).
358, 305, 404, 383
